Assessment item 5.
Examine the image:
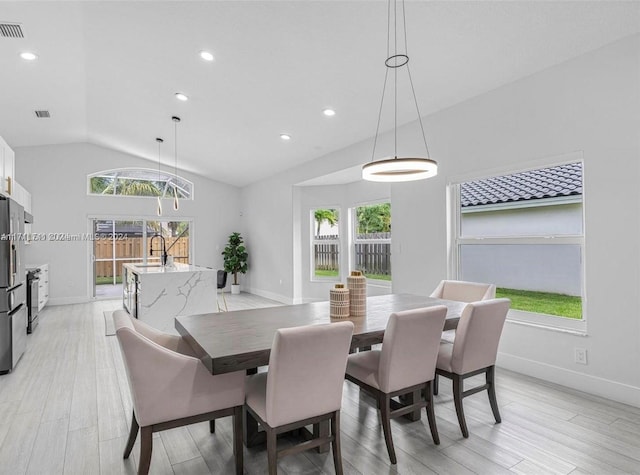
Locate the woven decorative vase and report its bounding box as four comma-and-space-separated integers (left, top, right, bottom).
330, 284, 350, 319
347, 270, 367, 317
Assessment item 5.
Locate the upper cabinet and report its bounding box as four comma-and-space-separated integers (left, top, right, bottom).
0, 135, 15, 197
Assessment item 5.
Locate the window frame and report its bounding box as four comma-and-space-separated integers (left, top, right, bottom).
310, 207, 342, 282
447, 153, 587, 334
87, 168, 194, 200
351, 200, 392, 286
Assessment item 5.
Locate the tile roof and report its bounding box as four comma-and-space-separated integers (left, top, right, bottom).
461, 162, 582, 207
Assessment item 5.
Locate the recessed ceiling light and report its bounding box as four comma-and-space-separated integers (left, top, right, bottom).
323, 108, 336, 117
199, 50, 214, 62
175, 92, 189, 101
20, 52, 37, 61
280, 134, 291, 141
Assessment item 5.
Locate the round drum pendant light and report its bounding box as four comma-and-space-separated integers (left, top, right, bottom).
362, 157, 437, 182
362, 0, 438, 182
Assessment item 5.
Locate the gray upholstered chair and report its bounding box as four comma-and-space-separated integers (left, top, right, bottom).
345, 306, 448, 464
430, 280, 496, 343
434, 298, 511, 438
112, 310, 245, 475
245, 321, 354, 475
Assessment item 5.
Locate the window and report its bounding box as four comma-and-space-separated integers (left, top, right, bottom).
88, 168, 193, 200
450, 160, 585, 331
353, 202, 391, 281
311, 208, 340, 280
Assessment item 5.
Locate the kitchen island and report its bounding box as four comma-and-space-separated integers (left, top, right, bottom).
122, 263, 217, 333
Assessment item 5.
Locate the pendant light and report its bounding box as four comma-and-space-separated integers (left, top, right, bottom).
172, 116, 181, 211
362, 0, 438, 182
155, 138, 163, 216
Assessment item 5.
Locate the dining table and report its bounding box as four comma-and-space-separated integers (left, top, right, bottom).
175, 293, 467, 448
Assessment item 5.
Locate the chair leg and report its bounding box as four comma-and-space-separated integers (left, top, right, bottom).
123, 411, 139, 459
331, 411, 344, 475
138, 426, 153, 475
267, 426, 278, 475
209, 420, 215, 433
222, 291, 228, 311
433, 373, 439, 395
379, 394, 397, 464
232, 406, 243, 475
424, 381, 440, 445
486, 366, 501, 424
452, 374, 469, 438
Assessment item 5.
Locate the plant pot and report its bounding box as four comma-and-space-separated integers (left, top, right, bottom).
231, 284, 240, 295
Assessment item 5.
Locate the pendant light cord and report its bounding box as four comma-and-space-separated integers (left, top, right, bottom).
370, 0, 432, 161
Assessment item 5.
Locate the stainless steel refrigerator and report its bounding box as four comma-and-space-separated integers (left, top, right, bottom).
0, 196, 27, 374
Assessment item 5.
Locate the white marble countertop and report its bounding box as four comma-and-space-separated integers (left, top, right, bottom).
123, 262, 215, 275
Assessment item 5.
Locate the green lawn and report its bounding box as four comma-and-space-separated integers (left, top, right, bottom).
496, 287, 582, 319
314, 270, 391, 281
96, 276, 122, 285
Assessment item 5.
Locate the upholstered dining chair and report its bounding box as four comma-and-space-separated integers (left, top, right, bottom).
245, 321, 354, 475
430, 279, 496, 343
112, 310, 245, 475
217, 270, 228, 312
434, 298, 511, 438
345, 306, 448, 464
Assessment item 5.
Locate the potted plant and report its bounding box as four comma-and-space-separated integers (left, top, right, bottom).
222, 232, 248, 294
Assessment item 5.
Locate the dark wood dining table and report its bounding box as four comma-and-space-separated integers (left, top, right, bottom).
175, 293, 467, 448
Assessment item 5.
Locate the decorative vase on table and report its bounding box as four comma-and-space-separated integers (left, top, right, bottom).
330, 284, 350, 319
347, 270, 367, 317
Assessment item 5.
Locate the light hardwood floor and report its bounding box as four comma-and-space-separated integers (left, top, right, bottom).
1, 295, 639, 475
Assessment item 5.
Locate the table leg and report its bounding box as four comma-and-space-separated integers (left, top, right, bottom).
243, 368, 266, 447
392, 389, 422, 422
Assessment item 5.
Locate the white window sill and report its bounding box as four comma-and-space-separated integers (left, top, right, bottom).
506, 309, 587, 336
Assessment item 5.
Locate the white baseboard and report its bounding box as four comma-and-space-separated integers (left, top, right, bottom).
246, 287, 294, 305
497, 352, 640, 408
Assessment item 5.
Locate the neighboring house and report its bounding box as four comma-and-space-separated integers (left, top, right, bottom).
459, 162, 583, 296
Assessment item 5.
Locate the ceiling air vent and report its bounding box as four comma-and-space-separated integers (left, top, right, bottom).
34, 110, 50, 118
0, 23, 25, 38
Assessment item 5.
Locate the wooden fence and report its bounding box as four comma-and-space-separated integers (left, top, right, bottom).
313, 234, 391, 276
95, 237, 189, 278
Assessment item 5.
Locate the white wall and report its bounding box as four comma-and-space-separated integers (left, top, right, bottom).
14, 142, 241, 304
243, 35, 640, 406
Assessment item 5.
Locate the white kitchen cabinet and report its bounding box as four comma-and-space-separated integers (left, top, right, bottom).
12, 181, 31, 212
37, 264, 49, 311
0, 135, 15, 197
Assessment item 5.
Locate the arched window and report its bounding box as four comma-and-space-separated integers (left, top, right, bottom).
88, 168, 193, 200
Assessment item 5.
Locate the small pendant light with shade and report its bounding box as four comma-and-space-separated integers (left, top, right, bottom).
362, 0, 438, 182
172, 116, 181, 211
155, 137, 163, 216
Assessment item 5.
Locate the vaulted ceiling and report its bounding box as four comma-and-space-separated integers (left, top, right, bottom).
1, 1, 638, 187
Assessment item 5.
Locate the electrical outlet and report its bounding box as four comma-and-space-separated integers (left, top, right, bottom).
575, 348, 588, 365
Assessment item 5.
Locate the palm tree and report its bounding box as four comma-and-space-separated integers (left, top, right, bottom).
356, 203, 391, 234
102, 179, 161, 196
314, 209, 338, 236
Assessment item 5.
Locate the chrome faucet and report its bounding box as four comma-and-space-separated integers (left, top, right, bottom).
149, 233, 168, 266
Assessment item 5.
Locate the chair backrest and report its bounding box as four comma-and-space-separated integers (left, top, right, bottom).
113, 309, 196, 356
217, 270, 228, 289
451, 298, 511, 374
378, 306, 447, 393
430, 280, 496, 302
265, 321, 354, 427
